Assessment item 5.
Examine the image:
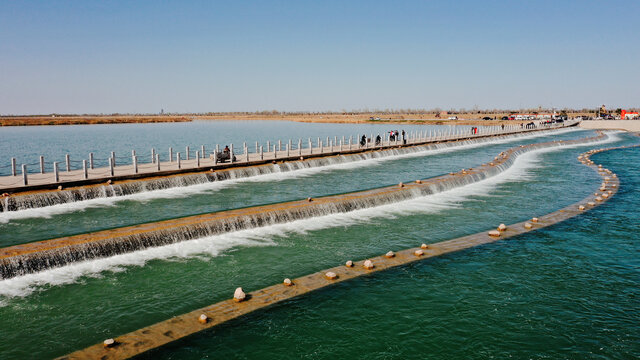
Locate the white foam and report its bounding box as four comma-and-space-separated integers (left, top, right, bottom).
0, 130, 612, 302
0, 128, 581, 223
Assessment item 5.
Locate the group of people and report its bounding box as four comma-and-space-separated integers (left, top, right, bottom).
389, 130, 406, 144
360, 130, 406, 147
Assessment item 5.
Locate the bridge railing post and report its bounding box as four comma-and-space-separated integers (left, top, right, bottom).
82, 160, 88, 179
230, 144, 234, 163
22, 164, 28, 185
11, 157, 16, 176
133, 156, 138, 174
196, 151, 201, 167
66, 154, 70, 172
156, 154, 160, 171
53, 162, 59, 182
40, 156, 45, 174
89, 152, 94, 169
177, 152, 181, 169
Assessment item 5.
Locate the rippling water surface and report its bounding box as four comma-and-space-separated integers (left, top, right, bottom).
0, 123, 637, 359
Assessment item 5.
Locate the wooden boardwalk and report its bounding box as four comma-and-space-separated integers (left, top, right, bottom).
0, 123, 574, 193
56, 142, 629, 360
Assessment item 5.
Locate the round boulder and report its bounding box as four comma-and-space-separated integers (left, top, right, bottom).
233, 287, 246, 302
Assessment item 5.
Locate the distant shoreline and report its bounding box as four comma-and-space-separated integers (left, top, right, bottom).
194, 112, 593, 127
0, 115, 192, 126
0, 112, 599, 127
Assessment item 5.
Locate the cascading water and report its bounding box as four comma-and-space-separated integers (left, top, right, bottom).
0, 128, 576, 213
0, 132, 607, 280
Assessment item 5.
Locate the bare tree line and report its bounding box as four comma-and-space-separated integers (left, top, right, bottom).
3, 107, 639, 117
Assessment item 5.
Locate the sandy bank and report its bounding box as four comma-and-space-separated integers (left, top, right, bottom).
579, 120, 640, 132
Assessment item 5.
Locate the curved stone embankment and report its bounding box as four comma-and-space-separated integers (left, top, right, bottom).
0, 132, 606, 280
57, 143, 638, 360
0, 126, 575, 212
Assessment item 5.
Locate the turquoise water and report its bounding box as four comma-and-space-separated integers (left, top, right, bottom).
144, 146, 640, 360
0, 124, 637, 359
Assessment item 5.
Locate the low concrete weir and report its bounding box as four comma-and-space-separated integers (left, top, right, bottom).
0, 126, 575, 213
0, 132, 606, 279
57, 143, 636, 360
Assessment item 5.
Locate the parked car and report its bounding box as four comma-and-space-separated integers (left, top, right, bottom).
501, 116, 510, 120
448, 116, 458, 120
482, 116, 493, 120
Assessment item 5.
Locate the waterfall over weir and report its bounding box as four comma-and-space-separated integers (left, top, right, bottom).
0, 129, 575, 213
0, 132, 606, 280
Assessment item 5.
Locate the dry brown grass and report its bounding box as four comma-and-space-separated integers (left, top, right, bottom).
0, 116, 191, 126
195, 112, 594, 126
1, 111, 596, 127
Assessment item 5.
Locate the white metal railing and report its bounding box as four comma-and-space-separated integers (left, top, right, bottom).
0, 121, 573, 188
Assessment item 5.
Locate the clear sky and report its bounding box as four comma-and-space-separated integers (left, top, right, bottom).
1, 0, 638, 114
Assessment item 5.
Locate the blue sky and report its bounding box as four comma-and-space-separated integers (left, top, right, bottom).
0, 0, 638, 114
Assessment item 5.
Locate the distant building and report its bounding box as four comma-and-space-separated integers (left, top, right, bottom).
621, 109, 639, 120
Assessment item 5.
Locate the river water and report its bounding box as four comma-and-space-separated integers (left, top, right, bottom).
0, 121, 637, 359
